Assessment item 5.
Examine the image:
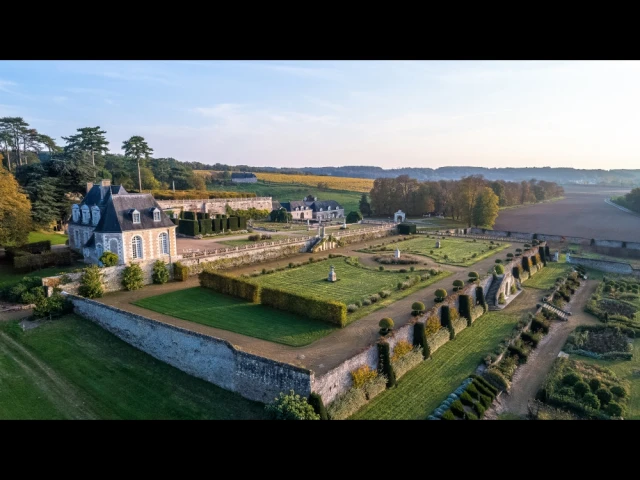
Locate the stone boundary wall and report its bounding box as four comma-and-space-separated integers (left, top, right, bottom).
566, 255, 640, 276
157, 197, 273, 216
68, 294, 312, 403
41, 258, 174, 296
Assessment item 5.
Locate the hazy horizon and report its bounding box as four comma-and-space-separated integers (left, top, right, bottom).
2, 60, 640, 170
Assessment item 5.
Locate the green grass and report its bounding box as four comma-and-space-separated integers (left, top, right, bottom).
350, 306, 527, 419
134, 287, 336, 346
568, 338, 640, 419
0, 263, 84, 289
219, 234, 285, 247
246, 257, 451, 322
0, 314, 267, 419
27, 231, 68, 245
412, 217, 467, 230
367, 236, 510, 266
498, 197, 565, 211
209, 181, 362, 213
523, 262, 572, 290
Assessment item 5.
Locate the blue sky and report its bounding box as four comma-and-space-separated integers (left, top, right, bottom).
1, 60, 639, 170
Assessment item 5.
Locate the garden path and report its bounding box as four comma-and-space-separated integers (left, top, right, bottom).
489, 280, 600, 418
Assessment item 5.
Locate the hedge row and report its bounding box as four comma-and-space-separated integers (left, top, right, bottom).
377, 342, 397, 388
199, 270, 261, 303
173, 262, 189, 281
178, 219, 200, 236
261, 286, 347, 327
199, 219, 213, 235
459, 294, 473, 326
13, 250, 74, 272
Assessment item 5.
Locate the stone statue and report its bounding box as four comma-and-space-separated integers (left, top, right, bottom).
395, 248, 400, 259
436, 240, 441, 248
328, 265, 337, 282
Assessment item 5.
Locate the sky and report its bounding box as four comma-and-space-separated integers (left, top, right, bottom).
1, 60, 640, 170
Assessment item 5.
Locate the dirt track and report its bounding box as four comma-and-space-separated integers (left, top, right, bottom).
489, 280, 600, 418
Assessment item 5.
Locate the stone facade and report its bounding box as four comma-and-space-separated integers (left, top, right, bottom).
68, 295, 312, 403
156, 197, 273, 216
566, 256, 637, 275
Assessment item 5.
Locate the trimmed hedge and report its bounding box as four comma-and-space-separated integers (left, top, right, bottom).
308, 392, 328, 420
182, 211, 196, 220
459, 294, 473, 326
13, 250, 74, 272
476, 286, 486, 308
199, 218, 213, 235
227, 216, 239, 231
397, 223, 416, 234
178, 219, 200, 236
212, 217, 222, 232
426, 325, 450, 356
260, 286, 347, 327
173, 262, 189, 281
199, 270, 261, 302
377, 342, 397, 388
239, 217, 247, 230
413, 322, 429, 359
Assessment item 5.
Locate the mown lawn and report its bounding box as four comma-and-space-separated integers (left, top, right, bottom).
134, 287, 336, 346
0, 315, 267, 420
569, 338, 640, 420
350, 307, 526, 420
368, 236, 510, 266
523, 262, 572, 290
27, 231, 68, 245
246, 257, 451, 322
219, 234, 284, 247
0, 263, 83, 289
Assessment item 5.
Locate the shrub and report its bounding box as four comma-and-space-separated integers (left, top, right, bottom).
606, 401, 623, 417
458, 294, 473, 325
460, 391, 474, 407
152, 260, 170, 284
391, 340, 413, 361
495, 264, 505, 274
429, 268, 439, 276
450, 400, 465, 418
495, 259, 502, 264
468, 271, 479, 280
265, 390, 320, 420
78, 265, 104, 299
589, 378, 602, 392
452, 279, 464, 291
33, 290, 73, 319
595, 387, 613, 406
582, 392, 601, 410
379, 317, 394, 334
351, 365, 378, 389
379, 266, 384, 271
441, 409, 456, 420
610, 385, 627, 398
510, 284, 516, 295
562, 372, 581, 386
100, 251, 119, 267
122, 264, 144, 291
362, 298, 372, 306
411, 301, 425, 315
472, 401, 486, 418
521, 331, 540, 348
435, 288, 447, 302
12, 250, 74, 272
173, 262, 189, 281
347, 304, 358, 312
261, 286, 347, 327
485, 369, 510, 391
573, 381, 590, 397
377, 341, 396, 388
369, 294, 380, 303
307, 393, 328, 420
379, 290, 391, 298
506, 253, 514, 258
498, 292, 506, 304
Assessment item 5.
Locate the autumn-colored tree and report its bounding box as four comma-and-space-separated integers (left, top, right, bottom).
0, 167, 32, 246
472, 187, 500, 227
459, 175, 486, 227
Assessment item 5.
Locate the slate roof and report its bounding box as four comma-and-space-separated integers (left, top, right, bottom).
81, 185, 128, 207
276, 199, 343, 212
231, 172, 257, 179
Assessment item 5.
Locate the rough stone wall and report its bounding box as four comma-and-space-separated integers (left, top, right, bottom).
335, 227, 396, 246
311, 345, 378, 405
157, 197, 272, 216
567, 256, 636, 275
593, 246, 640, 259
42, 258, 175, 295
68, 295, 312, 403
68, 224, 95, 252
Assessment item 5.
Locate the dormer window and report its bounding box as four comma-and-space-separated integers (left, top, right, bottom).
72, 204, 80, 223
81, 205, 90, 224
132, 209, 141, 224
151, 208, 161, 222
91, 206, 101, 226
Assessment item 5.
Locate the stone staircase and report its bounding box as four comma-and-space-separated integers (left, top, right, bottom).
486, 275, 504, 311
541, 302, 570, 321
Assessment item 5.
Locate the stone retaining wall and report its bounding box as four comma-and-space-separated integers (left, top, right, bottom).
566, 255, 638, 275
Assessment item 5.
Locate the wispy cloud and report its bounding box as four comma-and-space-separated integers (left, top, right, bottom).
65, 87, 122, 97
104, 99, 115, 105
303, 95, 346, 112
193, 103, 244, 117
238, 62, 342, 80
52, 96, 68, 104
0, 79, 17, 93
57, 61, 178, 86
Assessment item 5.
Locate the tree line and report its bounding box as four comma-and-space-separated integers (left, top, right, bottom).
0, 117, 206, 237
612, 188, 640, 214
369, 175, 564, 227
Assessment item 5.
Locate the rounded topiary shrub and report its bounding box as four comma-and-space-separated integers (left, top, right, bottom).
582, 392, 600, 410
152, 260, 170, 284
573, 380, 590, 397
122, 263, 144, 291
610, 385, 627, 398
506, 253, 514, 258
589, 378, 601, 392
99, 251, 119, 267
595, 388, 613, 406
379, 317, 394, 334
453, 279, 464, 291
435, 288, 447, 302
265, 390, 320, 420
411, 302, 425, 315
562, 372, 581, 386
495, 259, 502, 264
495, 264, 505, 274
468, 271, 479, 280
78, 265, 104, 299
606, 401, 623, 417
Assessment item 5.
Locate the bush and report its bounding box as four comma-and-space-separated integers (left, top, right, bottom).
265, 390, 320, 420
435, 288, 447, 302
307, 393, 328, 420
459, 294, 473, 325
347, 304, 358, 313
610, 385, 627, 398
441, 409, 456, 420
468, 271, 479, 280
78, 265, 104, 299
582, 392, 601, 410
33, 289, 73, 319
411, 301, 425, 315
595, 387, 613, 406
152, 260, 170, 284
472, 401, 486, 418
12, 250, 74, 272
495, 264, 505, 274
606, 401, 623, 417
450, 399, 465, 418
453, 279, 464, 290
460, 391, 474, 407
178, 219, 200, 236
351, 365, 378, 389
100, 251, 119, 267
261, 286, 347, 327
391, 340, 414, 361
495, 259, 502, 264
173, 262, 188, 281
498, 292, 506, 305
377, 341, 396, 388
562, 372, 581, 386
379, 317, 394, 334
370, 294, 380, 303
589, 378, 601, 392
200, 271, 262, 303
122, 264, 144, 291
379, 290, 391, 298
573, 381, 590, 397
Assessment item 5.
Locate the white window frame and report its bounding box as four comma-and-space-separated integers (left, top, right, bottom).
132, 235, 143, 259
153, 210, 161, 222
132, 210, 141, 224
159, 232, 169, 255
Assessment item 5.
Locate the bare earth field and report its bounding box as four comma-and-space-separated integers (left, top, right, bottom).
494, 185, 637, 242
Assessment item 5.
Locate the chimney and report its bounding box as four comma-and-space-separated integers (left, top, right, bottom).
101, 179, 111, 187
86, 182, 94, 193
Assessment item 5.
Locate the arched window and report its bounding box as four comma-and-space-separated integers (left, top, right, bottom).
132, 236, 143, 259
72, 204, 80, 223
158, 233, 169, 255
109, 239, 119, 256
96, 243, 103, 259
91, 206, 101, 226
81, 205, 90, 224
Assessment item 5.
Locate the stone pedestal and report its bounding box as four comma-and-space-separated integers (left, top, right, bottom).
328, 265, 337, 282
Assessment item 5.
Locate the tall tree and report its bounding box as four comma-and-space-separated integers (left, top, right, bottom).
458, 175, 486, 227
0, 117, 29, 166
15, 163, 65, 228
0, 167, 32, 246
37, 134, 61, 160
122, 135, 153, 192
472, 187, 500, 228
0, 131, 12, 170
62, 126, 110, 173
359, 193, 371, 217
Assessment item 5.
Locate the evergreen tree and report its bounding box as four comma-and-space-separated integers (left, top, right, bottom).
359, 193, 371, 217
